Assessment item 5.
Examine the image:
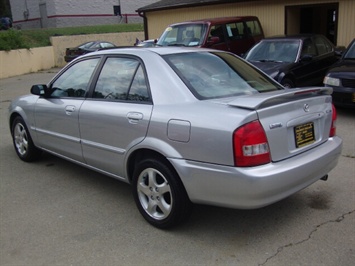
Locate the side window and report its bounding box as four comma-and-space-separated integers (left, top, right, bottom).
245, 20, 262, 36
51, 58, 99, 98
128, 65, 150, 102
301, 39, 317, 56
314, 36, 333, 55
209, 25, 225, 42
226, 22, 244, 39
94, 57, 150, 102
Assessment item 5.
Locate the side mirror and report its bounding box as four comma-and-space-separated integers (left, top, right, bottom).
31, 84, 50, 97
300, 54, 313, 62
206, 36, 220, 46
334, 46, 346, 57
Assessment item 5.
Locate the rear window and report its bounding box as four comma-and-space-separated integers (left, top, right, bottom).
163, 52, 282, 99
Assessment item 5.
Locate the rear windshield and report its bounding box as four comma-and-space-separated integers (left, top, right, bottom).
163, 52, 282, 99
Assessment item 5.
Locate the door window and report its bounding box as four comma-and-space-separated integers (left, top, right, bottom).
245, 20, 262, 36
226, 22, 245, 39
209, 25, 225, 43
301, 39, 317, 56
314, 36, 333, 55
93, 57, 150, 102
51, 58, 99, 98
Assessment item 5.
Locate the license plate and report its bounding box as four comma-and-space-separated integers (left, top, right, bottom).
294, 122, 315, 148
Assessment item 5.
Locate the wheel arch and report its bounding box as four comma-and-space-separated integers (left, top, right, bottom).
9, 112, 23, 134
126, 148, 176, 184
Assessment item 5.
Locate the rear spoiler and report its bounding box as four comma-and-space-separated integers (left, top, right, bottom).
227, 87, 333, 110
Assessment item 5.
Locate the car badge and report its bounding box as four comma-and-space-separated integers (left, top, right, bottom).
303, 104, 310, 112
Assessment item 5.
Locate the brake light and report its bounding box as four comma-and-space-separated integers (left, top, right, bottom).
329, 104, 337, 137
233, 120, 271, 167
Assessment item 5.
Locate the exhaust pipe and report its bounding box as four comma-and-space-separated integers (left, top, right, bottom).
321, 175, 328, 181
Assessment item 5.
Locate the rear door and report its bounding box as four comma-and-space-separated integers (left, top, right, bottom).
79, 56, 153, 178
226, 20, 264, 55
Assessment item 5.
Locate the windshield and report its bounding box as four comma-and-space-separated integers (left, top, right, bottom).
343, 40, 355, 59
156, 23, 207, 47
246, 40, 300, 63
163, 52, 282, 100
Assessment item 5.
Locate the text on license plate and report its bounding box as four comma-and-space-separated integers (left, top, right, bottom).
294, 122, 315, 148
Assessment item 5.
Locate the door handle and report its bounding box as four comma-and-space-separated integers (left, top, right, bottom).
127, 112, 143, 124
65, 105, 76, 115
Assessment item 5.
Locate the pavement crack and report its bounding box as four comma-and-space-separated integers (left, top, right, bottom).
258, 210, 355, 266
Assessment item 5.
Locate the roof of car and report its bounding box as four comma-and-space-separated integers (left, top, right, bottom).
86, 46, 221, 58
262, 34, 321, 41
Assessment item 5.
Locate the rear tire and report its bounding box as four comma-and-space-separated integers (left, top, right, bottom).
11, 116, 42, 162
132, 157, 192, 229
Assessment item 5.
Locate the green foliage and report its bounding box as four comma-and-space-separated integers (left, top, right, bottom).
0, 29, 29, 51
0, 23, 143, 51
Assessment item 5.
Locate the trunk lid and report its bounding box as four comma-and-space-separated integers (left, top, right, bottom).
227, 87, 334, 162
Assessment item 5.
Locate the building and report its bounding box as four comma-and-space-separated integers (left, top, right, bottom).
9, 0, 157, 29
137, 0, 355, 47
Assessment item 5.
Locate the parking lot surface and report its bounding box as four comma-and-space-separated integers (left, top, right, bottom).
1, 69, 354, 265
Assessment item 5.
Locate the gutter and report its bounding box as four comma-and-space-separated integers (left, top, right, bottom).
138, 11, 149, 40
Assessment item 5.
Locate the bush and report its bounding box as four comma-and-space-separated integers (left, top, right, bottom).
0, 29, 30, 51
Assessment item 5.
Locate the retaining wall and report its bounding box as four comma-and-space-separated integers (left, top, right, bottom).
0, 31, 144, 79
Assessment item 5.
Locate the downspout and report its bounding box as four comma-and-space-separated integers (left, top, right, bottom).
138, 11, 148, 40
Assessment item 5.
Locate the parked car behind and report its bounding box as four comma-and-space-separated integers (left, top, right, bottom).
64, 41, 116, 62
9, 47, 342, 229
244, 34, 339, 88
156, 16, 264, 56
134, 39, 156, 47
324, 38, 355, 108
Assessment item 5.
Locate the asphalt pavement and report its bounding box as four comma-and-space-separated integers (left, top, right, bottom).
0, 69, 354, 266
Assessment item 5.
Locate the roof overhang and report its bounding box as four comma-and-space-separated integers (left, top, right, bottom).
136, 0, 260, 13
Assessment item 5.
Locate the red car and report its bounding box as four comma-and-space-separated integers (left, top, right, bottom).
156, 16, 264, 56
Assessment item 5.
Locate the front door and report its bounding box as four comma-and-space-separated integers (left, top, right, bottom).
33, 58, 100, 162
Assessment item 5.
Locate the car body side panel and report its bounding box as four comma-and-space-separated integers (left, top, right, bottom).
33, 98, 85, 162
79, 100, 153, 177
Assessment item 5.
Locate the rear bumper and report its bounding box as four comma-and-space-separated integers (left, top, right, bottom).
170, 136, 342, 209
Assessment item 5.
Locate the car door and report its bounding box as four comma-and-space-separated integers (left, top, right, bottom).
33, 58, 100, 162
292, 37, 321, 86
207, 24, 230, 52
227, 20, 263, 56
79, 56, 153, 178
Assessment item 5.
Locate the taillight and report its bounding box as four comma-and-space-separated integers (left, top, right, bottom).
329, 104, 337, 137
233, 120, 271, 167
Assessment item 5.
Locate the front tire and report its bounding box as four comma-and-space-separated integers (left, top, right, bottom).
11, 116, 42, 162
132, 158, 192, 229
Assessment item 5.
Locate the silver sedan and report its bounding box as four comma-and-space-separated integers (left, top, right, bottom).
8, 47, 342, 228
